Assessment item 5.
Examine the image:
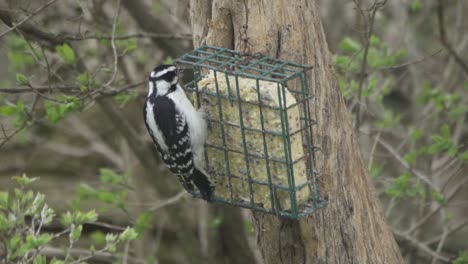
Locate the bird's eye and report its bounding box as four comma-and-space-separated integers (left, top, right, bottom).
176, 68, 184, 75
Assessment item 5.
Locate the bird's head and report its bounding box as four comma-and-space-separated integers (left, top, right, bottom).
148, 64, 184, 96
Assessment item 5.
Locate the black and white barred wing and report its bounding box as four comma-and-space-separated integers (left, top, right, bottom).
145, 96, 195, 191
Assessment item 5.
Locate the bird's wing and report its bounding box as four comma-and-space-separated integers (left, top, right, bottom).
151, 96, 194, 177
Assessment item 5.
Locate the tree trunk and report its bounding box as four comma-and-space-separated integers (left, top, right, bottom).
189, 1, 404, 263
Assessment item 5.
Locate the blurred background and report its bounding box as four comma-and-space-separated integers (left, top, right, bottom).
0, 0, 467, 263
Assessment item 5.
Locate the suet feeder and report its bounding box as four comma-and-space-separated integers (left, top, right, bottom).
175, 45, 326, 219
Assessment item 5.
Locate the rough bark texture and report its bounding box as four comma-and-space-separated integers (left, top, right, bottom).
190, 1, 404, 263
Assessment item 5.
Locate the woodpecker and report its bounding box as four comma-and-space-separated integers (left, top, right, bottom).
143, 64, 214, 201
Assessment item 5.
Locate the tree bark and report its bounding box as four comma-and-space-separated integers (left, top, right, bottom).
190, 1, 404, 263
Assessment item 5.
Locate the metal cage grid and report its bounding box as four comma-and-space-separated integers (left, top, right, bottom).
175, 45, 326, 219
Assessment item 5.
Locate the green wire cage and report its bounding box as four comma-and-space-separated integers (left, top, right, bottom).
175, 45, 326, 219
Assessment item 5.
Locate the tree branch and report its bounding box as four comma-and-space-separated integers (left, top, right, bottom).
120, 0, 191, 57
393, 231, 450, 262
40, 246, 147, 264
63, 32, 192, 41
0, 9, 191, 51
0, 0, 59, 38
0, 81, 145, 96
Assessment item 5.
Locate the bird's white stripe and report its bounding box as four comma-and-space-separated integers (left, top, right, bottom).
145, 101, 168, 151
152, 66, 177, 78
148, 81, 154, 97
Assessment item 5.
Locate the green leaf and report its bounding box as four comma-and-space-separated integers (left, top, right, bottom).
447, 145, 458, 157
444, 212, 455, 224
60, 211, 73, 226
362, 76, 377, 97
55, 44, 76, 65
440, 124, 450, 138
77, 183, 97, 199
99, 168, 125, 185
15, 235, 36, 257
75, 210, 98, 224
8, 235, 22, 251
449, 105, 467, 121
369, 164, 383, 178
135, 211, 153, 234
376, 110, 401, 128
163, 56, 173, 65
409, 0, 423, 13
13, 174, 39, 186
0, 100, 28, 127
0, 102, 19, 116
430, 191, 447, 206
117, 39, 138, 54
404, 150, 418, 165
91, 231, 106, 246
454, 251, 468, 264
369, 35, 380, 46
125, 40, 137, 53
70, 224, 83, 241
339, 37, 362, 53
386, 172, 423, 200
332, 55, 352, 69
106, 233, 118, 243
6, 35, 36, 70
50, 259, 65, 264
33, 255, 47, 264
105, 233, 118, 252
44, 96, 81, 124
410, 129, 423, 142
119, 227, 138, 241
0, 214, 11, 232
76, 72, 89, 85
98, 191, 116, 204
16, 73, 29, 85
115, 91, 139, 107
460, 151, 468, 162
76, 72, 92, 92
0, 191, 8, 208
34, 233, 52, 247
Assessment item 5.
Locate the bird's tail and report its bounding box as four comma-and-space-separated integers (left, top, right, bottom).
193, 168, 214, 201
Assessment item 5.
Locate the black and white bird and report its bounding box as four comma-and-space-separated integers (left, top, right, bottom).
143, 64, 214, 201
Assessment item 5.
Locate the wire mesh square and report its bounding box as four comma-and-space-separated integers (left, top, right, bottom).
175, 45, 326, 219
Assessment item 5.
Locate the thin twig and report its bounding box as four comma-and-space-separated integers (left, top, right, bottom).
0, 0, 59, 38
376, 137, 440, 192
376, 49, 442, 70
63, 32, 192, 41
355, 0, 388, 130
406, 170, 468, 234
0, 123, 27, 149
368, 130, 381, 170
437, 0, 468, 76
425, 217, 468, 245
104, 0, 122, 87
431, 222, 448, 264
393, 230, 450, 262
0, 80, 145, 95
150, 191, 188, 211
